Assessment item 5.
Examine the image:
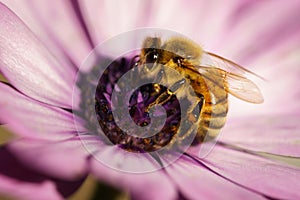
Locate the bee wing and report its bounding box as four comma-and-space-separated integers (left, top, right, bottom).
223, 71, 264, 104
197, 66, 264, 104
201, 51, 266, 80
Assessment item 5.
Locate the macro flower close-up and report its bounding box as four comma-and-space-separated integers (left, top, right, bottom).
0, 1, 300, 200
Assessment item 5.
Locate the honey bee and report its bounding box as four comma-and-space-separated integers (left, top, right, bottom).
138, 36, 264, 145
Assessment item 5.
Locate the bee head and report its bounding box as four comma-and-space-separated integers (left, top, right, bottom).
141, 37, 162, 64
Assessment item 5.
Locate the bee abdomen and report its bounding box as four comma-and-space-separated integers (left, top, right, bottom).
193, 92, 228, 144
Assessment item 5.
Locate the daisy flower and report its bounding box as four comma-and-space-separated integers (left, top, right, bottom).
0, 1, 300, 200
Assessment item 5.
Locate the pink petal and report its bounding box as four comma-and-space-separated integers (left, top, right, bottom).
27, 0, 94, 67
81, 134, 185, 173
88, 144, 163, 173
219, 114, 300, 157
166, 156, 265, 200
89, 155, 176, 200
0, 83, 83, 140
0, 1, 74, 76
0, 175, 63, 200
202, 145, 300, 199
80, 0, 239, 48
0, 145, 83, 200
0, 3, 77, 108
214, 1, 300, 63
80, 0, 151, 45
1, 0, 93, 69
7, 138, 88, 180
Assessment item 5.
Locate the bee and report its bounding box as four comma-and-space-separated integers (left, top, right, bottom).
138, 36, 264, 145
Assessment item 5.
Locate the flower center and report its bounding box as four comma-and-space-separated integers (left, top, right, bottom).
76, 53, 202, 153
95, 56, 185, 152
76, 48, 204, 154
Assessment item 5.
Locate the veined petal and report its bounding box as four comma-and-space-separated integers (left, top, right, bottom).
202, 145, 300, 199
214, 1, 300, 63
0, 0, 77, 74
0, 3, 77, 108
0, 145, 83, 200
80, 0, 239, 48
166, 156, 265, 200
0, 83, 83, 140
1, 0, 93, 69
27, 0, 94, 67
7, 138, 89, 180
89, 154, 176, 200
219, 114, 300, 157
80, 0, 152, 44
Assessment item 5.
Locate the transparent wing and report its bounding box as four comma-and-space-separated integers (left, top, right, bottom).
201, 51, 266, 81
196, 66, 264, 104
224, 71, 264, 103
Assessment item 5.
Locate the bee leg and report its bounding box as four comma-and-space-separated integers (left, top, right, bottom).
169, 78, 186, 92
176, 103, 208, 148
145, 89, 174, 112
185, 94, 204, 130
192, 93, 205, 115
145, 77, 188, 111
185, 94, 207, 145
153, 67, 165, 83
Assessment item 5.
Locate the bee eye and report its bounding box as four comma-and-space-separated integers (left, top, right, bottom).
145, 48, 158, 63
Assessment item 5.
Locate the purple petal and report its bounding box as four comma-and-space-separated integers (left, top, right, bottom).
219, 114, 300, 157
0, 3, 78, 108
0, 145, 84, 200
0, 83, 84, 140
89, 156, 176, 200
80, 0, 239, 47
202, 145, 300, 199
1, 0, 93, 70
166, 156, 265, 200
7, 138, 88, 180
27, 0, 94, 67
79, 0, 151, 45
0, 1, 75, 76
91, 146, 163, 173
213, 1, 300, 63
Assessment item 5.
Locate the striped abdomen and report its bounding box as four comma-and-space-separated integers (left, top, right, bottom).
190, 68, 228, 144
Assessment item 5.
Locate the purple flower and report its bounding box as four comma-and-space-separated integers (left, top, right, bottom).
1, 1, 300, 200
